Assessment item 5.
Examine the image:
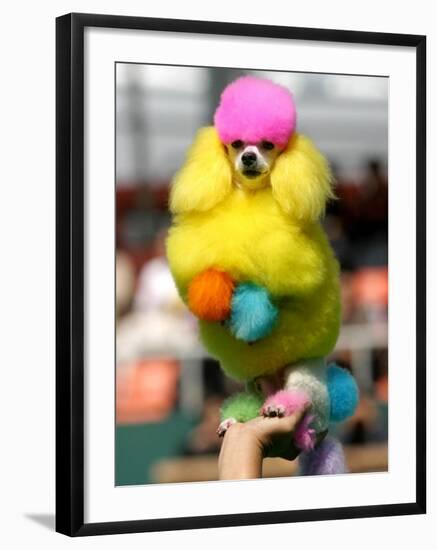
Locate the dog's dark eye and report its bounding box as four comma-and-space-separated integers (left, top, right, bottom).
231, 140, 243, 149
262, 141, 275, 150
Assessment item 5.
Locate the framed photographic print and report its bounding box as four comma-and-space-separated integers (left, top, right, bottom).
56, 12, 426, 536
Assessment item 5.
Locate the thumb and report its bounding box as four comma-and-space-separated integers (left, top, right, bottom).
269, 404, 310, 436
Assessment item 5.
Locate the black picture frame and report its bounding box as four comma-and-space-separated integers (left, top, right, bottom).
56, 12, 426, 537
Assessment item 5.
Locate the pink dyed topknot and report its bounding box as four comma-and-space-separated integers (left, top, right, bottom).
214, 76, 296, 148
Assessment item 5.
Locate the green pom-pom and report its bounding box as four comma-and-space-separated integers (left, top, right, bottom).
220, 391, 264, 422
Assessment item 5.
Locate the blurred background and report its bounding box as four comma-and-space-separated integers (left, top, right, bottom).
115, 64, 388, 486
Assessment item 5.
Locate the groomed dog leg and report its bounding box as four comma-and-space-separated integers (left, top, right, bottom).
298, 436, 347, 475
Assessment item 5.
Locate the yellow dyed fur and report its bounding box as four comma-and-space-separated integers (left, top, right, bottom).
166, 127, 341, 381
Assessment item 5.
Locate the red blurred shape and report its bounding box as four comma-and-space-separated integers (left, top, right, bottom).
352, 267, 388, 308
116, 358, 179, 425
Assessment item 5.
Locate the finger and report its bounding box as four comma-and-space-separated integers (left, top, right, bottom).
261, 404, 310, 436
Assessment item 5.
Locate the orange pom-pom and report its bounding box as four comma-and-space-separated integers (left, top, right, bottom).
188, 269, 235, 322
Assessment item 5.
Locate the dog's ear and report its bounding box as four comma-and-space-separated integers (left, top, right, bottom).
271, 133, 334, 223
169, 126, 232, 214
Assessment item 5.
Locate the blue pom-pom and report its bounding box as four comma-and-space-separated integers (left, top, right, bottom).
327, 364, 359, 422
230, 283, 278, 342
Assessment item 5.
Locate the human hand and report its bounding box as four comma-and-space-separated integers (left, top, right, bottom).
218, 406, 309, 480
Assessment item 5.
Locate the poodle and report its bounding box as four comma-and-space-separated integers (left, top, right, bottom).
166, 76, 358, 474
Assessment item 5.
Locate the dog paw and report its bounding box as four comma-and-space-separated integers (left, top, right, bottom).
230, 283, 278, 342
216, 417, 237, 437
261, 390, 310, 418
261, 403, 286, 417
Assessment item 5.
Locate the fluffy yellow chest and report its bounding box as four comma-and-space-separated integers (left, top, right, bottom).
189, 188, 292, 264
167, 187, 332, 298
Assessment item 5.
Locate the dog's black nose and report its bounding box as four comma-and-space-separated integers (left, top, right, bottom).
241, 152, 257, 166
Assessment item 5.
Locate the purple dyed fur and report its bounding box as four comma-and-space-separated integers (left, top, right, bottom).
299, 437, 347, 475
